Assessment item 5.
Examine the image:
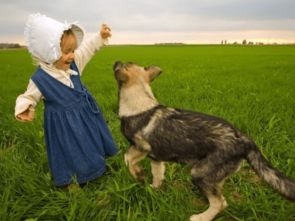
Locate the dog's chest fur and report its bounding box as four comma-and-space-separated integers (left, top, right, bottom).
121, 105, 247, 164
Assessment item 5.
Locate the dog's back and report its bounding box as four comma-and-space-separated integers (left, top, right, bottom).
122, 105, 246, 163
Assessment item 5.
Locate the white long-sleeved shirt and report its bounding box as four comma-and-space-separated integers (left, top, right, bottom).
15, 33, 107, 117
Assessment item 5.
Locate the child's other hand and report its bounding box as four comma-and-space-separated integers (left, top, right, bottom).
100, 24, 112, 39
16, 107, 35, 122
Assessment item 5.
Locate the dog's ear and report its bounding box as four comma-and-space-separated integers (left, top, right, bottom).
147, 66, 162, 81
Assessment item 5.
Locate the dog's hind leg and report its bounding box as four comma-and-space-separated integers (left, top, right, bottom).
124, 146, 146, 182
151, 160, 165, 188
190, 164, 229, 221
190, 180, 227, 221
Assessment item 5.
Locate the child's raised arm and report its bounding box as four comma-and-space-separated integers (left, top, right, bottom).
74, 24, 112, 74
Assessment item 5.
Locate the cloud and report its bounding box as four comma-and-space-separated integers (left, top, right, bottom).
0, 0, 295, 43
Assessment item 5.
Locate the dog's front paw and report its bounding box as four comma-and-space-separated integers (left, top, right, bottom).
190, 214, 211, 221
150, 183, 161, 189
151, 180, 162, 189
129, 165, 145, 182
135, 167, 145, 183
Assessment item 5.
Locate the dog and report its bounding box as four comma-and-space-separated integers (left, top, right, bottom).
113, 61, 295, 221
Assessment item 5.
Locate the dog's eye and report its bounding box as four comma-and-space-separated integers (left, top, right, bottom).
144, 67, 149, 71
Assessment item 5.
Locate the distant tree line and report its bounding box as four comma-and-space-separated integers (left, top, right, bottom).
0, 43, 24, 49
220, 39, 286, 45
155, 42, 185, 45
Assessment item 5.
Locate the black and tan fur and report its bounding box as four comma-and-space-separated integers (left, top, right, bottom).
113, 61, 295, 221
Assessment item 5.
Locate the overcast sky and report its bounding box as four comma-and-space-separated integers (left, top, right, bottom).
1, 0, 295, 44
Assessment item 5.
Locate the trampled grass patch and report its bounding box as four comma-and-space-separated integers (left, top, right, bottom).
0, 45, 294, 220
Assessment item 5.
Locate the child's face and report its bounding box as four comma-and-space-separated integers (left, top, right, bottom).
54, 33, 77, 71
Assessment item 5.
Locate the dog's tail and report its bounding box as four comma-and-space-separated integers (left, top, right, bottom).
245, 142, 295, 201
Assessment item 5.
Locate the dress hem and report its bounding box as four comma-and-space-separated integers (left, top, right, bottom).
54, 166, 106, 187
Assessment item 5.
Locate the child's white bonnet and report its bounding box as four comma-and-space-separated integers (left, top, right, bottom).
24, 13, 84, 64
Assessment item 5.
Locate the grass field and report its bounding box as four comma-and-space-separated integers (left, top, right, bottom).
0, 45, 295, 221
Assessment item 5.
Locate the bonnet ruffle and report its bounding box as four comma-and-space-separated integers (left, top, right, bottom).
24, 13, 84, 64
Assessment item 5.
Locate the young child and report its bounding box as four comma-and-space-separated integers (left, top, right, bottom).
15, 13, 117, 187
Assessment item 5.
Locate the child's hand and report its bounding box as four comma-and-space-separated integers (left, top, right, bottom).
16, 106, 35, 122
100, 24, 112, 39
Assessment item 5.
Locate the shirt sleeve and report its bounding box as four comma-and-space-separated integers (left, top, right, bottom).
74, 33, 108, 75
15, 79, 42, 117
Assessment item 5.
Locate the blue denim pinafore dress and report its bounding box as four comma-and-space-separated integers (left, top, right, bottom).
31, 62, 117, 186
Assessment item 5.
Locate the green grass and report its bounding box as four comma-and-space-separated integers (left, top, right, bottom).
0, 45, 295, 221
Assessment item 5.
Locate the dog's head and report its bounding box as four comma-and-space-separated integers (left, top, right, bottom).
113, 61, 162, 87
